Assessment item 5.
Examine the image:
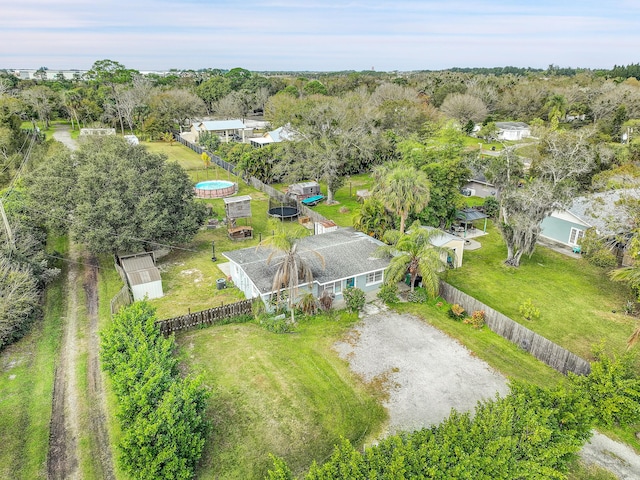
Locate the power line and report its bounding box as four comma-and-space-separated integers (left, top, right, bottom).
41, 252, 104, 271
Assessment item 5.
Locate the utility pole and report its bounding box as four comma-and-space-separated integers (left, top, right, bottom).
0, 199, 15, 254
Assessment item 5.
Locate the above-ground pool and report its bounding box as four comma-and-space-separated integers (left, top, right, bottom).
194, 180, 238, 198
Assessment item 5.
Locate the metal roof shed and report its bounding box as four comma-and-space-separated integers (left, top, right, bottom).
119, 253, 163, 301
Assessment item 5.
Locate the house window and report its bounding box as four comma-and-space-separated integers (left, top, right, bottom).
323, 280, 342, 295
366, 270, 383, 285
346, 277, 355, 288
568, 227, 584, 246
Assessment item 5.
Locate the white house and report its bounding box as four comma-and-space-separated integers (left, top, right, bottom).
495, 122, 531, 141
222, 228, 390, 307
190, 120, 248, 143
250, 125, 295, 148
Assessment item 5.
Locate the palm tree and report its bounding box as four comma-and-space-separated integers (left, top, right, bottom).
372, 163, 431, 234
257, 220, 324, 323
377, 221, 451, 296
352, 197, 395, 240
609, 266, 640, 350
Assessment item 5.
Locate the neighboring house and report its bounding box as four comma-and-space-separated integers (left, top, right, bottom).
118, 253, 163, 301
250, 125, 295, 148
422, 227, 465, 268
495, 122, 531, 141
222, 228, 390, 307
540, 188, 640, 262
463, 168, 496, 198
190, 120, 248, 143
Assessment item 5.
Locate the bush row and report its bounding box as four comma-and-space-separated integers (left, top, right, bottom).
269, 381, 594, 479
101, 301, 209, 480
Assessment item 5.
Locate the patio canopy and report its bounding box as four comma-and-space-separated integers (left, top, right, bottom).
455, 208, 488, 234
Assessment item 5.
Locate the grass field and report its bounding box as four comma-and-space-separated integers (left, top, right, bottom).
177, 312, 386, 480
446, 223, 636, 361
0, 236, 67, 479
270, 173, 374, 228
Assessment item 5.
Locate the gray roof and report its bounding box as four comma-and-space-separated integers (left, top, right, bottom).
120, 254, 161, 286
223, 228, 389, 294
495, 122, 529, 130
456, 208, 488, 222
421, 226, 460, 247
568, 188, 640, 234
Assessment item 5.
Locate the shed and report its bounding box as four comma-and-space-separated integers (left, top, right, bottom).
288, 181, 320, 200
224, 195, 253, 240
315, 220, 338, 235
119, 253, 163, 301
422, 227, 465, 268
224, 195, 252, 219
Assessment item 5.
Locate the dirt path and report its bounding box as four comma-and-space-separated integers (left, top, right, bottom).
83, 255, 116, 479
47, 245, 81, 480
47, 127, 115, 479
51, 124, 78, 151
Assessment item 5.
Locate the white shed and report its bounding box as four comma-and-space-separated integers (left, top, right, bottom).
119, 253, 163, 301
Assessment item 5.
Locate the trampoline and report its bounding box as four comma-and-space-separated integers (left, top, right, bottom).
268, 206, 300, 220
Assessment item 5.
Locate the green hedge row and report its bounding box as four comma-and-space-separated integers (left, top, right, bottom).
269, 382, 594, 479
101, 301, 209, 479
269, 347, 640, 479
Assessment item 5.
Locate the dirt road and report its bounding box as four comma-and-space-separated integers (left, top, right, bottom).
47, 128, 114, 479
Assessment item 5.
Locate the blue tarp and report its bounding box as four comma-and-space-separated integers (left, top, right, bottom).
301, 195, 324, 206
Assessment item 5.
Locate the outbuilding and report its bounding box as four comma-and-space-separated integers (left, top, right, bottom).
119, 253, 163, 301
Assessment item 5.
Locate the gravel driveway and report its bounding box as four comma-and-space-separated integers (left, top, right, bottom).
334, 303, 640, 478
333, 303, 509, 435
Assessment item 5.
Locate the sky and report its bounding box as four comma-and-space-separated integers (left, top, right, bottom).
1, 0, 639, 72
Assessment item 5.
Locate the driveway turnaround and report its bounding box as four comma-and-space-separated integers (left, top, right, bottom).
334, 304, 640, 478
334, 304, 510, 436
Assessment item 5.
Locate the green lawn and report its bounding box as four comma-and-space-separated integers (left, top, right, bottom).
0, 236, 67, 479
271, 173, 374, 228
177, 312, 386, 480
446, 224, 636, 362
445, 223, 640, 450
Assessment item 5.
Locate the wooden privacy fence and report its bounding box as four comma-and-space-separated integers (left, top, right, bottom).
439, 282, 591, 376
156, 299, 253, 335
110, 285, 132, 315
